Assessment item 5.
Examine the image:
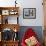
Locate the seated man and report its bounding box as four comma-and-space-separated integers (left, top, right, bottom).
21, 28, 41, 46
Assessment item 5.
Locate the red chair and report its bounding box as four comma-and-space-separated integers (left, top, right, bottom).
21, 28, 41, 46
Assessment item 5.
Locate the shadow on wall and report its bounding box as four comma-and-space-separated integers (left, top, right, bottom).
18, 26, 44, 44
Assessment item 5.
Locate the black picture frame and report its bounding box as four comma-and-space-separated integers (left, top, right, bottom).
23, 8, 36, 19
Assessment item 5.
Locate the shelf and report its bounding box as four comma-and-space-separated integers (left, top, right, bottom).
0, 7, 19, 10
0, 40, 19, 46
1, 40, 19, 46
0, 7, 19, 24
0, 24, 20, 32
0, 7, 19, 16
0, 7, 20, 46
1, 15, 19, 24
2, 40, 19, 43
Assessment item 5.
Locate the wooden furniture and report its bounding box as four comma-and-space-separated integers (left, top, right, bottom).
43, 0, 46, 46
0, 41, 2, 46
0, 24, 19, 32
0, 7, 20, 46
2, 40, 19, 46
44, 29, 46, 46
43, 0, 46, 27
0, 7, 19, 24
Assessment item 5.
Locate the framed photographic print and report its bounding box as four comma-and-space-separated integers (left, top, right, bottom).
2, 10, 9, 15
23, 8, 36, 19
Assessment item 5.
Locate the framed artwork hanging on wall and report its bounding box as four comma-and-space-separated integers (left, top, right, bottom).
23, 8, 36, 19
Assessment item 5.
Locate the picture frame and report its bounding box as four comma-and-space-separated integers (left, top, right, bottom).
23, 8, 36, 19
2, 10, 9, 15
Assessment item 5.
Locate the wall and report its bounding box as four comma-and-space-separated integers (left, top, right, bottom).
0, 0, 44, 26
18, 0, 44, 26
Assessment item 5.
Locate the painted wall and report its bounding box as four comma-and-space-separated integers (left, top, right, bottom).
0, 0, 44, 26
18, 0, 44, 26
